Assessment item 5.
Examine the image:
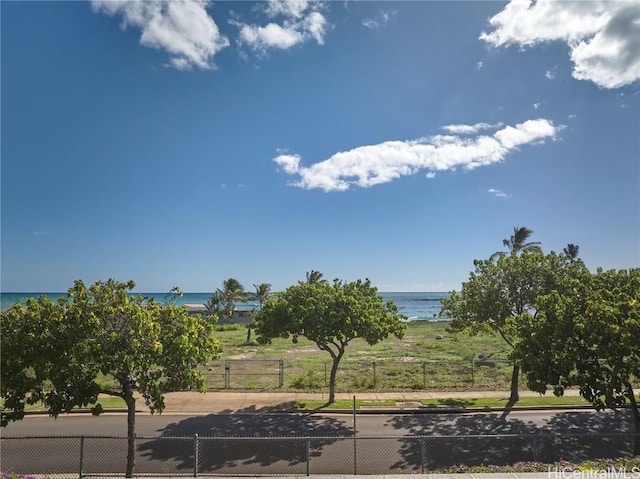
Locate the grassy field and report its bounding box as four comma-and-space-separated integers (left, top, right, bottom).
202, 321, 519, 392
16, 321, 634, 413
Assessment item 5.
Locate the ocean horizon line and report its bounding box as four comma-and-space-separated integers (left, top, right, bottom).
0, 290, 450, 294
1, 291, 450, 320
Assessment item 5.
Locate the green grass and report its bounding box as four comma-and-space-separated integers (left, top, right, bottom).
295, 395, 594, 411
204, 321, 517, 391
296, 394, 640, 410
21, 396, 127, 412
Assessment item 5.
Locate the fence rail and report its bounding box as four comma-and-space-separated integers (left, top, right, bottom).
200, 358, 521, 391
2, 433, 638, 477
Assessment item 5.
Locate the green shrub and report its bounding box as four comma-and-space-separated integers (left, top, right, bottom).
290, 370, 323, 389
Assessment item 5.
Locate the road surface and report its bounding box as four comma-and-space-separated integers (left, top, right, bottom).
2, 409, 636, 475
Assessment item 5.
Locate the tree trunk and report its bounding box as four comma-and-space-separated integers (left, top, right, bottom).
124, 385, 137, 478
625, 383, 640, 455
509, 363, 520, 403
327, 350, 345, 405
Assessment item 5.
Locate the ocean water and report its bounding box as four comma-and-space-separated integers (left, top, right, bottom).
1, 291, 451, 321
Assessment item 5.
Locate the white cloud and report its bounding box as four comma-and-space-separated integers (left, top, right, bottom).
92, 0, 229, 70
426, 172, 436, 179
238, 22, 303, 50
265, 0, 310, 19
533, 102, 541, 109
488, 188, 508, 198
274, 119, 560, 192
480, 0, 640, 89
235, 0, 328, 53
442, 122, 503, 135
362, 19, 379, 29
362, 10, 397, 29
477, 61, 484, 69
545, 66, 557, 79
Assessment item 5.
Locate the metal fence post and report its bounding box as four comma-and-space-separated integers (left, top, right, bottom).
225, 360, 230, 389
279, 359, 284, 388
420, 435, 426, 473
373, 361, 377, 389
305, 436, 311, 476
193, 434, 199, 477
79, 435, 84, 479
422, 362, 427, 389
471, 360, 475, 387
353, 395, 357, 475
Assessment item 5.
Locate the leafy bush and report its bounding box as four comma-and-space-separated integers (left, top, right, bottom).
290, 370, 323, 389
432, 456, 640, 474
2, 473, 51, 479
215, 324, 243, 332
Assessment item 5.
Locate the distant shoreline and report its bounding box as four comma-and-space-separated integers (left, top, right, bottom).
1, 291, 451, 321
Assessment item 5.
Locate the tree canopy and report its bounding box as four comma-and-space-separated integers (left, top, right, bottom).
304, 270, 327, 284
220, 278, 247, 317
513, 267, 640, 453
245, 282, 272, 343
254, 277, 406, 403
1, 279, 220, 477
492, 226, 542, 259
440, 251, 584, 402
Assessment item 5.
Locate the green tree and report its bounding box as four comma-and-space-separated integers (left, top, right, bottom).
304, 270, 327, 284
513, 267, 640, 453
219, 278, 247, 319
491, 226, 542, 259
440, 251, 576, 403
254, 277, 406, 404
0, 279, 221, 477
205, 290, 225, 323
562, 243, 580, 261
247, 283, 272, 343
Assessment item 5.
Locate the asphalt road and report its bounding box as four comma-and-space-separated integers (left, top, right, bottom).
2, 410, 637, 475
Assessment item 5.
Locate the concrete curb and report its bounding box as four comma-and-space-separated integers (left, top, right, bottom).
21, 403, 598, 418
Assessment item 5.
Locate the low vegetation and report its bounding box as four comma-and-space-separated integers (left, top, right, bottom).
202, 320, 519, 392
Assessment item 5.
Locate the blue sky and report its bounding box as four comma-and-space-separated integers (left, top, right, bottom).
2, 0, 639, 293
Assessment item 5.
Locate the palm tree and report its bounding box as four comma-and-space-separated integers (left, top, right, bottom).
492, 226, 542, 259
204, 290, 225, 323
219, 278, 247, 320
563, 243, 580, 261
247, 283, 272, 343
490, 226, 542, 403
305, 270, 327, 284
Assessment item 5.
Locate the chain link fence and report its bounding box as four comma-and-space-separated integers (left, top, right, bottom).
2, 433, 637, 476
200, 358, 521, 391
201, 359, 284, 389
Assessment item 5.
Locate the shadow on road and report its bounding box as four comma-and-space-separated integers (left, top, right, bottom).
386, 409, 635, 470
138, 402, 351, 474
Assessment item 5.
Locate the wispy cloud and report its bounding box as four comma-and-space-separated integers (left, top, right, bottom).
545, 66, 557, 80
91, 0, 229, 70
442, 122, 503, 135
362, 10, 397, 29
533, 102, 541, 109
480, 0, 640, 89
274, 119, 561, 192
488, 188, 508, 198
234, 0, 328, 54
476, 61, 484, 70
